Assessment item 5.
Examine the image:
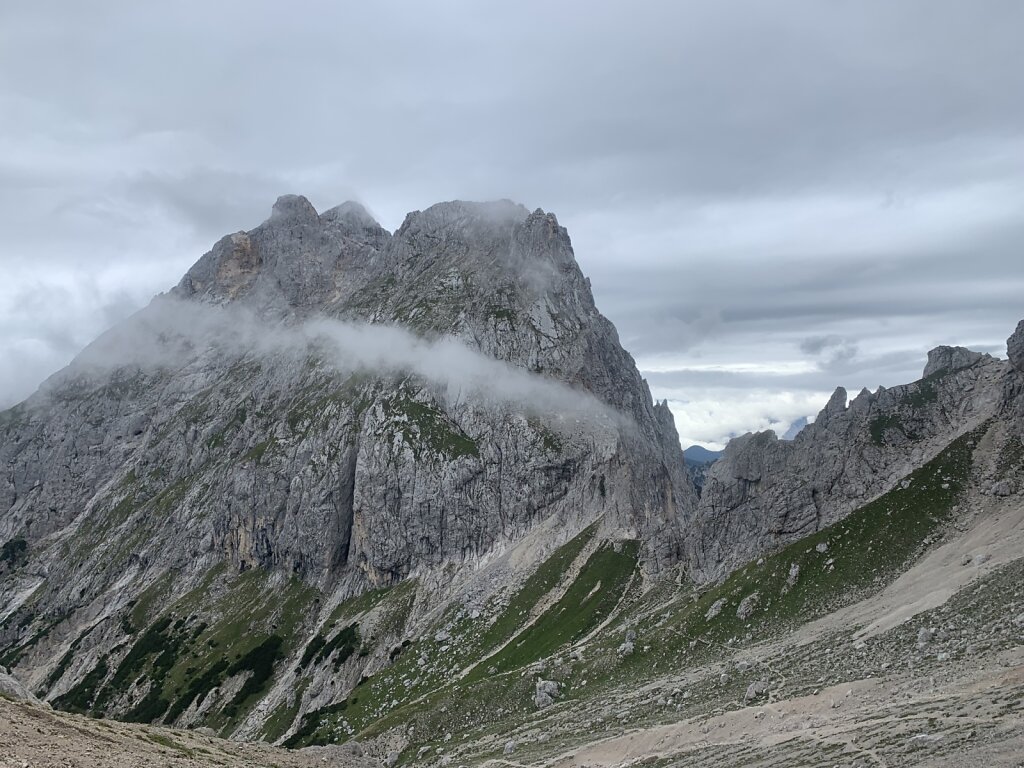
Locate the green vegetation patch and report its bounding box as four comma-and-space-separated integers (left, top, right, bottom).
997, 434, 1024, 477
299, 623, 359, 671
285, 529, 633, 750
869, 412, 911, 445
483, 540, 640, 675
528, 418, 563, 453
261, 677, 310, 742
57, 567, 316, 733
0, 537, 28, 570
52, 656, 109, 714
242, 438, 278, 464
476, 523, 597, 657
384, 396, 479, 459
285, 373, 374, 435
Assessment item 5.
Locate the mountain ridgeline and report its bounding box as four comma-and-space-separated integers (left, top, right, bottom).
1, 197, 1022, 763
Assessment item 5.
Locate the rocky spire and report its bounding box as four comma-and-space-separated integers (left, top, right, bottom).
923, 345, 987, 378
1008, 320, 1024, 373
174, 195, 388, 310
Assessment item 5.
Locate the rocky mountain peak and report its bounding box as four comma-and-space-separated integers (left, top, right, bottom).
396, 199, 530, 236
320, 200, 384, 234
1007, 320, 1024, 373
815, 386, 848, 428
175, 195, 389, 311
922, 345, 988, 378
269, 193, 320, 225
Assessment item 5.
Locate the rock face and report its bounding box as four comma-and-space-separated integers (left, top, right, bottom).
921, 346, 987, 378
1008, 320, 1024, 373
0, 196, 694, 723
686, 347, 1010, 582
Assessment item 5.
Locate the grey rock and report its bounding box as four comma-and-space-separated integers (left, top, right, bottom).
744, 680, 768, 703
907, 733, 943, 749
786, 562, 800, 587
991, 480, 1015, 497
922, 346, 986, 378
534, 679, 559, 709
1008, 320, 1024, 373
0, 196, 697, 727
705, 598, 726, 621
736, 592, 760, 620
0, 668, 42, 705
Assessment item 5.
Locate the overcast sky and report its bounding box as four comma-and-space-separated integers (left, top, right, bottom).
1, 1, 1022, 449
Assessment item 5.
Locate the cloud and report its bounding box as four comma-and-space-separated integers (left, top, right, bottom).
800, 336, 859, 370
1, 0, 1021, 447
664, 390, 829, 452
58, 297, 619, 428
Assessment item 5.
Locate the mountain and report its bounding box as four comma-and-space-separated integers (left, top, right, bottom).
2, 196, 1023, 765
683, 445, 722, 496
682, 445, 723, 465
0, 196, 694, 742
780, 415, 808, 440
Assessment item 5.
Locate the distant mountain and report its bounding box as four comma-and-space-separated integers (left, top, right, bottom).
683, 445, 723, 465
782, 415, 809, 440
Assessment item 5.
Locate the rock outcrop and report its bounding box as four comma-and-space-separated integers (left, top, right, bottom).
0, 666, 41, 705
1008, 320, 1024, 373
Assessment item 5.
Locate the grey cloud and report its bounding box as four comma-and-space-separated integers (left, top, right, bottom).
644, 347, 922, 396
800, 337, 841, 356
799, 336, 859, 370
62, 297, 620, 428
1, 0, 1021, 444
120, 169, 292, 239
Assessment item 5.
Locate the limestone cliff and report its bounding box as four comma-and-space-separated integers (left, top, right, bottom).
0, 197, 694, 732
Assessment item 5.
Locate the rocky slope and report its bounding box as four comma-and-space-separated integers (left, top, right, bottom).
0, 197, 693, 740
